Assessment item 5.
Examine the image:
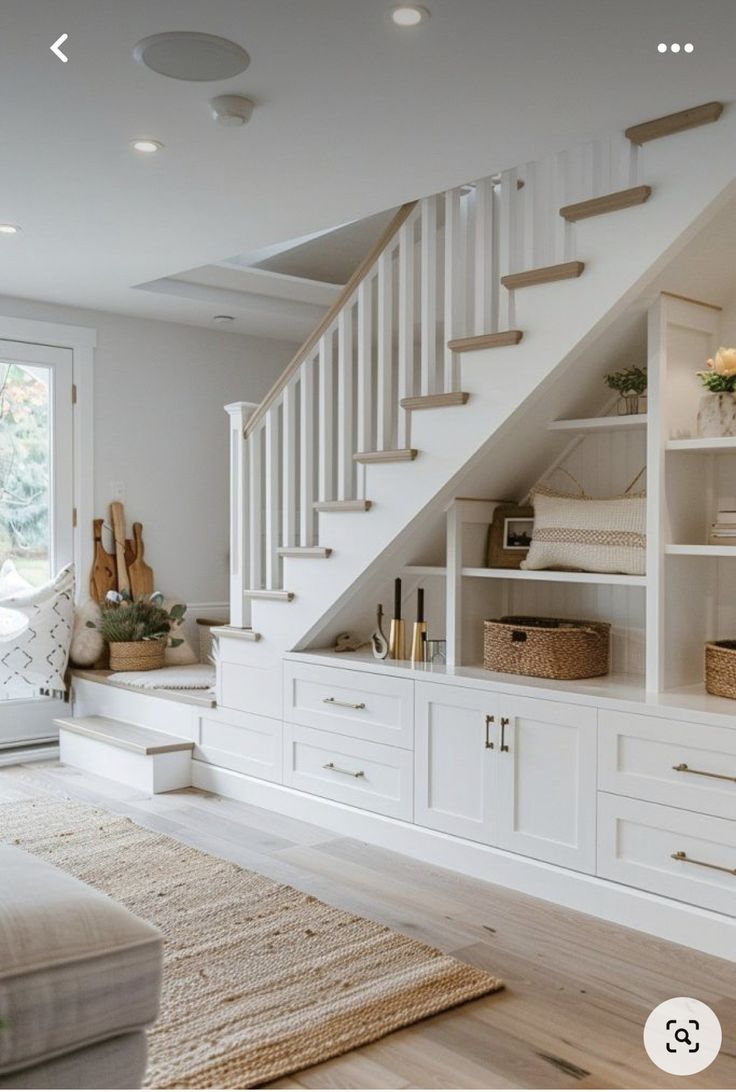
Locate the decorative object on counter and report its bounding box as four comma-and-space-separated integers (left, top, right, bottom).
69, 599, 104, 667
704, 639, 736, 699
410, 586, 427, 665
196, 616, 226, 663
110, 501, 130, 594
487, 504, 535, 569
605, 365, 647, 415
90, 518, 117, 603
388, 577, 406, 660
484, 615, 610, 680
696, 348, 736, 437
334, 632, 367, 653
522, 467, 646, 576
371, 603, 389, 660
708, 509, 736, 546
163, 596, 199, 665
426, 638, 447, 665
129, 522, 154, 599
88, 591, 186, 672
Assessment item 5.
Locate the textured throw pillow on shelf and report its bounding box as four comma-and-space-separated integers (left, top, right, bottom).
0, 564, 75, 694
521, 487, 646, 576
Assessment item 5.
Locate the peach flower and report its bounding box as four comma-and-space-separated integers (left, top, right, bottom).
706, 348, 736, 376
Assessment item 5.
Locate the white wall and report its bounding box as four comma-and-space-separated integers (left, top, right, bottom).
0, 296, 297, 608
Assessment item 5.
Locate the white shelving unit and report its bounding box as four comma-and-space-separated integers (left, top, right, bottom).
666, 436, 736, 452
549, 414, 647, 433
665, 544, 736, 558
462, 567, 646, 586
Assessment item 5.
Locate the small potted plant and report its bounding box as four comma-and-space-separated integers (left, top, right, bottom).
605, 366, 648, 415
88, 592, 186, 671
696, 348, 736, 437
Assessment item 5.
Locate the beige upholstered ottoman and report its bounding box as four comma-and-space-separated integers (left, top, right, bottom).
0, 845, 162, 1089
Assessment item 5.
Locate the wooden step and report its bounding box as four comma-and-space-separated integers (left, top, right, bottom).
447, 330, 523, 353
625, 101, 723, 146
56, 715, 193, 755
243, 589, 294, 602
211, 625, 262, 642
278, 546, 332, 559
501, 261, 585, 291
313, 500, 373, 512
57, 715, 193, 793
354, 449, 418, 464
560, 185, 652, 223
400, 392, 469, 411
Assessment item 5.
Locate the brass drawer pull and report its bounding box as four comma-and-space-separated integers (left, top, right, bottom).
500, 717, 510, 752
672, 762, 736, 784
322, 697, 366, 710
323, 761, 365, 779
671, 850, 736, 877
485, 714, 495, 749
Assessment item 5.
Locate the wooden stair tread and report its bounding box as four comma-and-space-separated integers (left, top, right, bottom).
243, 589, 295, 601
314, 500, 373, 512
447, 330, 523, 353
501, 261, 584, 291
354, 449, 418, 464
55, 715, 193, 756
211, 625, 262, 641
560, 185, 652, 223
400, 392, 469, 411
625, 101, 723, 146
278, 546, 332, 558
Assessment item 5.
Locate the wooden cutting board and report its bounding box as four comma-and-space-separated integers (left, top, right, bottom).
89, 518, 116, 603
110, 501, 130, 595
129, 521, 154, 600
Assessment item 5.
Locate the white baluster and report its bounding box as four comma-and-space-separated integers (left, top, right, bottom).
337, 304, 354, 499
444, 187, 463, 391
356, 277, 374, 455
281, 380, 297, 550
377, 250, 394, 448
473, 178, 494, 336
552, 149, 570, 264
225, 402, 258, 626
318, 333, 334, 502
264, 406, 282, 590
498, 168, 518, 329
397, 214, 416, 449
300, 355, 316, 546
420, 195, 437, 395
248, 423, 263, 591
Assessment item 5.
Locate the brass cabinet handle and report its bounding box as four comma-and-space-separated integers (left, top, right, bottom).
323, 762, 365, 779
672, 762, 736, 784
500, 717, 510, 752
671, 850, 736, 877
322, 697, 366, 710
485, 714, 495, 749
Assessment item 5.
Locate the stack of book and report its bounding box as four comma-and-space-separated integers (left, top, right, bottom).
709, 510, 736, 545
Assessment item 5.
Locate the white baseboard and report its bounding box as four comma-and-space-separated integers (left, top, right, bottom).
0, 743, 59, 767
192, 759, 736, 962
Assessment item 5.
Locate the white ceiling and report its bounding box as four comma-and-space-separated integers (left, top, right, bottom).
1, 0, 735, 337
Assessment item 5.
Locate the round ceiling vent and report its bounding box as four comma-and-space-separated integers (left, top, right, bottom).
134, 32, 250, 82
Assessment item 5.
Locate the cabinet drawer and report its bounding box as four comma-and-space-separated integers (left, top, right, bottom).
284, 662, 412, 748
598, 792, 736, 917
195, 710, 282, 784
599, 709, 736, 820
284, 723, 413, 820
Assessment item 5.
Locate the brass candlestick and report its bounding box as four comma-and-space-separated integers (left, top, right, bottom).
388, 618, 406, 661
410, 621, 427, 664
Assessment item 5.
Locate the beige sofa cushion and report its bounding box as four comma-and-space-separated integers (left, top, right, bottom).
0, 846, 162, 1076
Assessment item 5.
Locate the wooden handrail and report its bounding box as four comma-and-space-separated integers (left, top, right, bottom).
244, 200, 419, 437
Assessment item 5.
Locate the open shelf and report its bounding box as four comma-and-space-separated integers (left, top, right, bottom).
549, 414, 647, 433
462, 567, 646, 586
665, 544, 736, 558
666, 436, 736, 452
403, 565, 447, 576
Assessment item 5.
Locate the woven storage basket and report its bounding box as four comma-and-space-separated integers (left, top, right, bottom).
705, 640, 736, 699
108, 638, 166, 672
484, 616, 610, 680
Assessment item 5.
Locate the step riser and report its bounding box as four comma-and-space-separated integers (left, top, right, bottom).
59, 729, 191, 794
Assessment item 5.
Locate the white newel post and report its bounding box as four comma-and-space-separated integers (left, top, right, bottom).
225, 402, 259, 628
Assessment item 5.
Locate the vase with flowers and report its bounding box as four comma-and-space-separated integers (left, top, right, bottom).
696, 348, 736, 437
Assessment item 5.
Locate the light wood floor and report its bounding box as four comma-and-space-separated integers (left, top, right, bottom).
2, 761, 734, 1090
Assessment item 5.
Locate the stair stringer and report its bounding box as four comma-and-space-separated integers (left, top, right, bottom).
241, 111, 736, 661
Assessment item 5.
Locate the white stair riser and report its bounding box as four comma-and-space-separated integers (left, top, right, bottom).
59, 729, 192, 794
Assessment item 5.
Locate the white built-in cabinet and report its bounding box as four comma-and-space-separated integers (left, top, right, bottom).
414, 681, 596, 871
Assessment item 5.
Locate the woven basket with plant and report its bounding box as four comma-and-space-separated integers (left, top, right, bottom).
88, 592, 186, 672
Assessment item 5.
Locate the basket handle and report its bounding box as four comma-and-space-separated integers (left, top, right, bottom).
543, 466, 588, 497
624, 465, 647, 494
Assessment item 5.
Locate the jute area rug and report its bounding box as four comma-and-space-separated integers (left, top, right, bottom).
0, 788, 503, 1089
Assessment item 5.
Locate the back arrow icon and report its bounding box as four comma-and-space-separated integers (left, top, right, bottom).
50, 34, 69, 62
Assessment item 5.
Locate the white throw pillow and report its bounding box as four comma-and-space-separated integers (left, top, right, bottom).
0, 560, 33, 596
70, 599, 104, 667
521, 489, 646, 576
0, 564, 75, 694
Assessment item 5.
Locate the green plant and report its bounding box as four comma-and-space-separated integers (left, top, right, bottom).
605, 366, 648, 396
87, 592, 185, 646
697, 370, 736, 393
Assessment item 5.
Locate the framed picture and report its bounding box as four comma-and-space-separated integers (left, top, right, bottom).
487, 504, 535, 569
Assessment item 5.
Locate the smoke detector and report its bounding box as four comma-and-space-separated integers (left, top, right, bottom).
134, 32, 250, 81
209, 95, 255, 128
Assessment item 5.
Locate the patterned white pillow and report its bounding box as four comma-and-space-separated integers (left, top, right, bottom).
0, 564, 75, 695
521, 490, 646, 576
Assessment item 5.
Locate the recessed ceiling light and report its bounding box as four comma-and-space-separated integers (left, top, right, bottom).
132, 139, 164, 154
390, 5, 430, 26
0, 224, 20, 235
134, 32, 250, 82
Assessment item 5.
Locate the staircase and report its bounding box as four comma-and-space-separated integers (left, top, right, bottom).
225, 101, 733, 658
